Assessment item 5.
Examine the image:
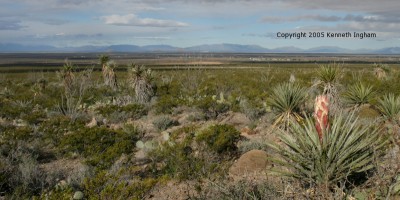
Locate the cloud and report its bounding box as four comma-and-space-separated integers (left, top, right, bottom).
0, 20, 25, 30
261, 15, 342, 23
261, 14, 400, 23
242, 33, 277, 39
133, 36, 170, 40
101, 14, 188, 27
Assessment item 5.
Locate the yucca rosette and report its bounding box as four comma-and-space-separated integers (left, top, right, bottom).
314, 95, 329, 141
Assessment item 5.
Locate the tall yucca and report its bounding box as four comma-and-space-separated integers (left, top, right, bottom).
267, 82, 307, 128
104, 60, 118, 90
343, 82, 375, 107
269, 111, 387, 189
99, 54, 109, 75
373, 63, 390, 80
317, 65, 340, 94
61, 61, 74, 95
128, 64, 155, 104
316, 65, 341, 114
377, 93, 400, 123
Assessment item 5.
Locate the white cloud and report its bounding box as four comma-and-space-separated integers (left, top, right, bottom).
101, 14, 188, 27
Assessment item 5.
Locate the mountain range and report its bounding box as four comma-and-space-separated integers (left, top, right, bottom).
1, 43, 400, 54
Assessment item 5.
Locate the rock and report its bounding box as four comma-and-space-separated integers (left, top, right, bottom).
229, 150, 270, 181
240, 126, 256, 138
220, 112, 251, 129
86, 117, 97, 128
73, 191, 84, 199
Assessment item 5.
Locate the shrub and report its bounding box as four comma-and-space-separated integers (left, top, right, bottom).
154, 95, 179, 114
269, 112, 387, 190
95, 103, 147, 120
58, 126, 139, 170
196, 179, 281, 200
83, 170, 157, 200
149, 126, 220, 180
152, 115, 178, 131
196, 124, 240, 154
237, 139, 269, 153
195, 96, 230, 119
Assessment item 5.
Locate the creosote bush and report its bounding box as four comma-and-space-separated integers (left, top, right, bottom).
58, 126, 139, 170
152, 115, 178, 131
149, 125, 220, 180
196, 124, 240, 154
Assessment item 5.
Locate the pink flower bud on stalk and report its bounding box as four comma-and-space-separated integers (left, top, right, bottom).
314, 95, 329, 142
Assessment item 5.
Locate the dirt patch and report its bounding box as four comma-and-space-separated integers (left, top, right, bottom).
145, 180, 198, 200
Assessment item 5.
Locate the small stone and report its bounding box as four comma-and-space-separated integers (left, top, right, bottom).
73, 191, 84, 199
86, 117, 97, 128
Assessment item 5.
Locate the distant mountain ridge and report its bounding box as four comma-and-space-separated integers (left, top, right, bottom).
0, 43, 399, 54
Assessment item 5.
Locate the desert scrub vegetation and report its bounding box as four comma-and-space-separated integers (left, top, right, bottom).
196, 124, 241, 154
2, 58, 400, 199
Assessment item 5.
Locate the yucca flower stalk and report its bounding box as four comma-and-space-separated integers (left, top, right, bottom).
314, 95, 329, 142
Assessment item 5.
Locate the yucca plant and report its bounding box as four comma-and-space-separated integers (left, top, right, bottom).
373, 63, 390, 80
128, 64, 155, 104
343, 82, 375, 107
377, 93, 400, 123
267, 82, 307, 128
317, 65, 340, 95
268, 111, 387, 190
316, 65, 341, 114
103, 60, 118, 90
60, 61, 75, 95
99, 54, 110, 79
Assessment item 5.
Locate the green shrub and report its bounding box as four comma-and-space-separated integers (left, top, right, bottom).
154, 95, 179, 114
83, 170, 157, 200
195, 96, 230, 119
58, 126, 139, 170
196, 124, 240, 154
39, 115, 86, 147
150, 126, 220, 180
269, 112, 387, 190
152, 115, 178, 131
197, 179, 280, 200
95, 103, 147, 120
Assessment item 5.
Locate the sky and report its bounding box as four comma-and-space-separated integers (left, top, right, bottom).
0, 0, 399, 49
